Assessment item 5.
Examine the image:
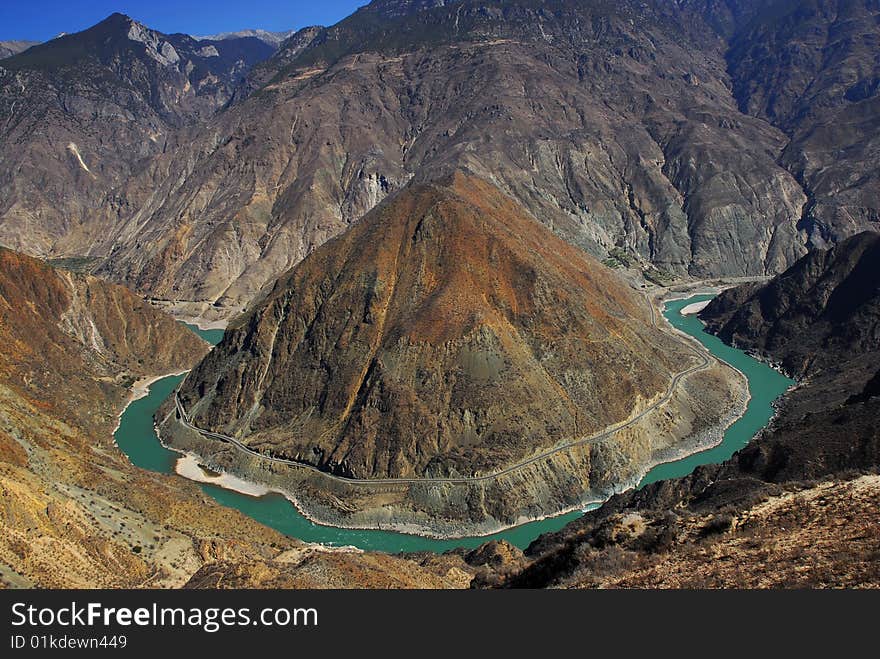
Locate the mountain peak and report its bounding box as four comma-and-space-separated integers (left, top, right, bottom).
94, 12, 140, 31
177, 172, 687, 481
193, 28, 295, 47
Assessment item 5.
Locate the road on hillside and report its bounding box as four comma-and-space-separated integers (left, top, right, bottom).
173, 291, 718, 486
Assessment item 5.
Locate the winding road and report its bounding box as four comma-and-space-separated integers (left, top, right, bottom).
173, 291, 718, 487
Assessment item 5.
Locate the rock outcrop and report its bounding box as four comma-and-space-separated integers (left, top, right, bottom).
91, 0, 810, 308
701, 231, 880, 377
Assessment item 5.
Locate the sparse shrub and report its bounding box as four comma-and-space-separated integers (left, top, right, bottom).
700, 513, 734, 537
636, 516, 679, 553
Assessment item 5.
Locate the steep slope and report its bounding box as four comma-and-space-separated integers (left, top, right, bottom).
0, 246, 209, 412
0, 247, 213, 586
701, 230, 880, 377
496, 233, 880, 588
3, 0, 876, 324
0, 248, 465, 588
91, 0, 809, 312
726, 0, 880, 246
164, 173, 743, 535
0, 13, 275, 258
179, 172, 687, 477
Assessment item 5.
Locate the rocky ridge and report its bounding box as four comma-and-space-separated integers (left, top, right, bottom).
4, 1, 878, 316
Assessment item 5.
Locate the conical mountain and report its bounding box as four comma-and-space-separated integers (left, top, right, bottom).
178, 172, 689, 479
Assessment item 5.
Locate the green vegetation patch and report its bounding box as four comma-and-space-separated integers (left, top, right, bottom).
47, 256, 101, 273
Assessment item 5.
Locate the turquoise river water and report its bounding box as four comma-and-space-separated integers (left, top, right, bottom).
113, 297, 793, 552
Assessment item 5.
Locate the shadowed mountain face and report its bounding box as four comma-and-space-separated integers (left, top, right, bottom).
0, 41, 38, 59
178, 173, 688, 479
1, 0, 877, 313
492, 230, 880, 589
701, 231, 880, 377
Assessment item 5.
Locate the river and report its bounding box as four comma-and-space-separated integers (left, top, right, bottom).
113, 296, 793, 552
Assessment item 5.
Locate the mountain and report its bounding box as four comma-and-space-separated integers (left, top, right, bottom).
0, 40, 39, 59
1, 13, 275, 123
88, 0, 806, 312
490, 230, 880, 588
701, 230, 880, 377
0, 247, 209, 409
163, 173, 743, 535
240, 26, 324, 91
0, 247, 467, 588
0, 247, 217, 586
0, 13, 275, 259
1, 1, 878, 318
726, 0, 880, 248
194, 29, 296, 47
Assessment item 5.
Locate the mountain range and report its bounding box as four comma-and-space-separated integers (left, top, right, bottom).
0, 41, 39, 59
0, 0, 877, 318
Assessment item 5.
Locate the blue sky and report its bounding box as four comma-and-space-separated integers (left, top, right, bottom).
0, 1, 369, 42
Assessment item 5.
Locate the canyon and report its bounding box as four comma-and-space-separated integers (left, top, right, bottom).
0, 248, 468, 587
0, 0, 877, 589
486, 236, 880, 588
161, 172, 744, 536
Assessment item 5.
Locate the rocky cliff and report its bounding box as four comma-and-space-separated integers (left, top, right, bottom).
3, 1, 878, 317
